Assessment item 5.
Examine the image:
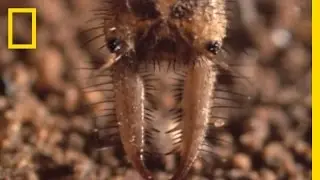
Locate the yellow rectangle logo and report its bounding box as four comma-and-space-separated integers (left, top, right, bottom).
8, 8, 37, 49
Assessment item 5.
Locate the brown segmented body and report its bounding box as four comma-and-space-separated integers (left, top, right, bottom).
83, 0, 236, 179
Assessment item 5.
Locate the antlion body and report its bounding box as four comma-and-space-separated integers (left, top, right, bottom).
85, 0, 238, 179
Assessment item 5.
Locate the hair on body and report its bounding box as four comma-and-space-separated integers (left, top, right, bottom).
79, 0, 252, 179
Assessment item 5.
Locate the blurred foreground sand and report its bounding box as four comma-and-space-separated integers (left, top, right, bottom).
0, 0, 311, 179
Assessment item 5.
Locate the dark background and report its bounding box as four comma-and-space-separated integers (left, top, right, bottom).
0, 0, 311, 179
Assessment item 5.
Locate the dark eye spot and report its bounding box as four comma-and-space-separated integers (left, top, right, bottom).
206, 41, 221, 55
107, 38, 122, 53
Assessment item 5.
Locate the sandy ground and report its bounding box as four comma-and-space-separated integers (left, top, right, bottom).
0, 0, 311, 180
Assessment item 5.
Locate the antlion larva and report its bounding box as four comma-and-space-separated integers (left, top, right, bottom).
80, 0, 248, 179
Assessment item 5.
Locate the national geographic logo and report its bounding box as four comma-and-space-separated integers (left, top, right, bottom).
7, 8, 37, 49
